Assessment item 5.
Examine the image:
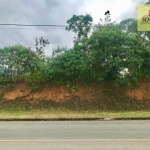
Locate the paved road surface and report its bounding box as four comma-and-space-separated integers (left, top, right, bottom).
0, 121, 150, 149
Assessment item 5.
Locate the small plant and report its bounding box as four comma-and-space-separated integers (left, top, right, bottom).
66, 82, 76, 94
31, 84, 39, 92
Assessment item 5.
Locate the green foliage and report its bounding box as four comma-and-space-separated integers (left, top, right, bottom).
31, 84, 39, 92
0, 44, 36, 82
24, 37, 50, 84
66, 81, 76, 94
0, 37, 50, 84
51, 47, 89, 81
35, 37, 49, 58
119, 18, 150, 44
119, 18, 150, 76
66, 14, 93, 44
0, 14, 150, 88
86, 24, 148, 85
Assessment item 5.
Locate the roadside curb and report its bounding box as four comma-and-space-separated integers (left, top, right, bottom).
0, 117, 150, 121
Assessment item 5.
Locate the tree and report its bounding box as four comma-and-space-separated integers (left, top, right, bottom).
35, 37, 49, 58
51, 47, 89, 82
66, 14, 93, 44
0, 45, 36, 82
26, 37, 50, 83
119, 18, 150, 44
33, 37, 50, 72
0, 37, 50, 83
119, 18, 137, 33
86, 26, 147, 86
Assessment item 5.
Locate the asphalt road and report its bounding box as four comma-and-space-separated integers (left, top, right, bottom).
0, 121, 150, 150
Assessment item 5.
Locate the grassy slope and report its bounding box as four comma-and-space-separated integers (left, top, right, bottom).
0, 109, 150, 119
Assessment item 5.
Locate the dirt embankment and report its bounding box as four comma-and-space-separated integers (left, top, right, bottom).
0, 80, 150, 102
1, 83, 100, 102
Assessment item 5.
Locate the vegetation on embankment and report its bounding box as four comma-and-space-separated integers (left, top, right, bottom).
0, 80, 150, 112
0, 12, 150, 114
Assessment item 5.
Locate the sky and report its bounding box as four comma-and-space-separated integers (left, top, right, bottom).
0, 0, 148, 56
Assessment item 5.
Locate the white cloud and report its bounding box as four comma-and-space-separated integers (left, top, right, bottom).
0, 0, 144, 56
84, 0, 141, 23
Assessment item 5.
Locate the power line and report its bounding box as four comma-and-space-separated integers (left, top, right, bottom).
0, 24, 67, 27
0, 24, 67, 30
0, 28, 68, 31
0, 23, 98, 31
0, 27, 66, 30
0, 23, 98, 27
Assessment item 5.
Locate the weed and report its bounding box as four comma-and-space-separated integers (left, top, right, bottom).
31, 84, 39, 92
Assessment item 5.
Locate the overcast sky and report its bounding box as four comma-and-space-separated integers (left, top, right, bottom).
0, 0, 148, 56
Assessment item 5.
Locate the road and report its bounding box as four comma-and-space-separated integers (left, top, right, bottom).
0, 121, 150, 149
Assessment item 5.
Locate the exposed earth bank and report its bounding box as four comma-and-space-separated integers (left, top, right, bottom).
0, 80, 150, 111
